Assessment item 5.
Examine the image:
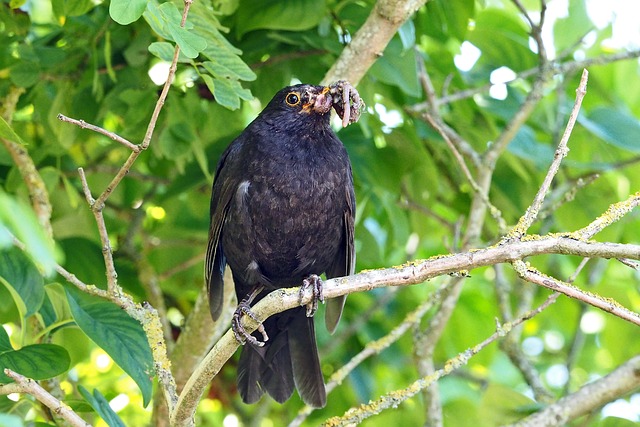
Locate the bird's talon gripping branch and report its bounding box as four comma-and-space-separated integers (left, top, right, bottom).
232, 288, 269, 347
328, 80, 364, 127
300, 274, 324, 317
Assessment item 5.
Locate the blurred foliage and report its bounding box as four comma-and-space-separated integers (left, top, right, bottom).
1, 0, 640, 426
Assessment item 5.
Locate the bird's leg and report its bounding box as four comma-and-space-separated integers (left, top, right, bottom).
299, 274, 325, 317
232, 285, 269, 347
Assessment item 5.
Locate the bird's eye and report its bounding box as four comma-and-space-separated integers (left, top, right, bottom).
285, 92, 300, 106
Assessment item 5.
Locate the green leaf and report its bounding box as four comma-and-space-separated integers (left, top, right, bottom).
9, 62, 40, 87
109, 0, 147, 25
0, 193, 57, 275
148, 42, 190, 63
40, 283, 73, 329
422, 0, 475, 42
0, 326, 12, 352
467, 8, 538, 71
0, 344, 70, 383
0, 248, 44, 319
148, 42, 174, 61
370, 37, 421, 97
144, 2, 207, 59
202, 75, 251, 110
167, 22, 207, 59
190, 135, 212, 182
78, 386, 126, 427
507, 125, 554, 168
579, 107, 640, 153
235, 0, 326, 37
51, 0, 95, 18
0, 116, 26, 146
398, 20, 415, 51
552, 0, 591, 53
66, 289, 154, 407
202, 52, 256, 81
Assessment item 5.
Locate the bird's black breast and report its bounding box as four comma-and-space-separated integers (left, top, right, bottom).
220, 124, 351, 289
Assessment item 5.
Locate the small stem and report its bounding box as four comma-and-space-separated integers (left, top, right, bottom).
57, 114, 139, 151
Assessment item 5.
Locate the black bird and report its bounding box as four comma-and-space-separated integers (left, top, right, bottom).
205, 84, 356, 407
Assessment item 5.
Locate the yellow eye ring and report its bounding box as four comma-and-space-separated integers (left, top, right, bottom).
285, 92, 300, 106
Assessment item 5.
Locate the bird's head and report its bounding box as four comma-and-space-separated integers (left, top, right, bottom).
260, 84, 334, 128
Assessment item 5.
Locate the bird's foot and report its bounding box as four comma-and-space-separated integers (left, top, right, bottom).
328, 81, 364, 127
232, 287, 269, 347
299, 274, 324, 317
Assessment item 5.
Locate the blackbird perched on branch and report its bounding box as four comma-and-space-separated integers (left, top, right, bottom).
205, 83, 359, 407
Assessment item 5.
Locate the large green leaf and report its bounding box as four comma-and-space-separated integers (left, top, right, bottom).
235, 0, 326, 37
579, 107, 640, 153
0, 248, 44, 319
0, 344, 70, 383
78, 386, 126, 427
109, 0, 147, 25
65, 289, 154, 407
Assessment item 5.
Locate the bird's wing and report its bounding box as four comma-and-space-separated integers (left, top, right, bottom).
205, 142, 242, 320
325, 175, 356, 333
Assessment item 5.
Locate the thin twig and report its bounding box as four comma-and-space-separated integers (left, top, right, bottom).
78, 167, 118, 295
507, 69, 589, 239
415, 54, 481, 167
424, 113, 508, 234
571, 191, 640, 240
57, 114, 139, 151
512, 259, 639, 325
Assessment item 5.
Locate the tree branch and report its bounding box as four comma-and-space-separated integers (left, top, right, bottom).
1, 369, 92, 427
322, 0, 428, 86
1, 85, 53, 238
505, 355, 640, 427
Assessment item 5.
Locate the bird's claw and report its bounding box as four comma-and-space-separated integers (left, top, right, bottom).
300, 274, 324, 317
328, 80, 364, 127
232, 299, 269, 347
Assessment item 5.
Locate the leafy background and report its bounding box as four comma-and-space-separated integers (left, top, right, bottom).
1, 0, 640, 426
